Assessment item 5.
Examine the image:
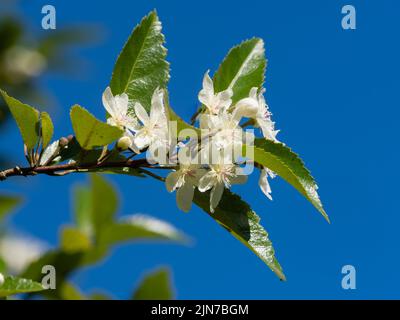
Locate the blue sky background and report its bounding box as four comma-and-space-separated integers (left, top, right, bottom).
1, 0, 399, 299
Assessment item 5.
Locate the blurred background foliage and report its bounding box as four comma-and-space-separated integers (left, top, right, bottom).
0, 1, 183, 299
0, 0, 97, 168
0, 174, 185, 299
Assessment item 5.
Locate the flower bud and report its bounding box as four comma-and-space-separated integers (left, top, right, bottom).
234, 97, 259, 118
117, 136, 132, 151
58, 137, 69, 148
0, 272, 4, 286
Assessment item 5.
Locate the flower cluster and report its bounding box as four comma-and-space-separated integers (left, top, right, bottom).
103, 70, 279, 213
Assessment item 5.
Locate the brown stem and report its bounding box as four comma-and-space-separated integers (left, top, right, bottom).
0, 158, 151, 181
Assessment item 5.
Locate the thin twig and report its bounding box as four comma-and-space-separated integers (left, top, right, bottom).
139, 168, 166, 182
0, 158, 151, 181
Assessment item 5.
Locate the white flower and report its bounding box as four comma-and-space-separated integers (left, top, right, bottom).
133, 88, 169, 163
234, 87, 279, 141
259, 167, 276, 200
165, 145, 206, 212
102, 87, 138, 132
200, 110, 252, 163
198, 153, 247, 213
0, 234, 48, 274
198, 71, 233, 115
0, 272, 4, 286
166, 163, 206, 213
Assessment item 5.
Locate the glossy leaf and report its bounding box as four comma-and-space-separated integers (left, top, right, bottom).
0, 89, 40, 150
133, 268, 174, 300
193, 189, 285, 280
248, 139, 329, 222
70, 105, 123, 150
213, 38, 266, 103
40, 112, 54, 149
0, 275, 45, 297
110, 10, 169, 112
0, 195, 22, 221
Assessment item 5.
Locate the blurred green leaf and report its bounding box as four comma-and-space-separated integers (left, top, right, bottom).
213, 38, 265, 103
247, 139, 329, 222
0, 17, 22, 53
0, 195, 22, 221
90, 292, 112, 300
91, 174, 118, 235
98, 214, 188, 247
70, 105, 123, 150
0, 275, 45, 297
59, 282, 87, 300
60, 227, 92, 253
110, 10, 169, 112
0, 257, 6, 273
193, 189, 285, 280
73, 185, 93, 235
0, 89, 40, 150
40, 111, 54, 149
133, 267, 174, 300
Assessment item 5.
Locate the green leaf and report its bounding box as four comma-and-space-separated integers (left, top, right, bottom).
98, 214, 188, 247
110, 10, 169, 111
248, 139, 329, 222
91, 174, 118, 235
40, 112, 54, 149
213, 38, 266, 103
193, 189, 285, 280
59, 282, 87, 300
70, 105, 123, 150
59, 136, 82, 162
0, 257, 6, 273
0, 89, 40, 150
0, 275, 45, 297
60, 227, 92, 253
21, 248, 107, 290
73, 185, 93, 235
133, 268, 174, 300
0, 195, 22, 221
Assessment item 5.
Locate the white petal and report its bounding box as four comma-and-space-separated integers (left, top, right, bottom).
39, 140, 59, 165
259, 168, 273, 200
165, 171, 182, 192
176, 182, 195, 212
125, 115, 140, 132
259, 119, 279, 141
102, 87, 117, 118
233, 97, 259, 119
210, 182, 224, 213
198, 171, 216, 192
150, 88, 165, 120
202, 70, 214, 93
249, 87, 258, 99
134, 102, 150, 125
133, 131, 151, 149
114, 93, 129, 116
216, 89, 233, 111
198, 70, 214, 107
